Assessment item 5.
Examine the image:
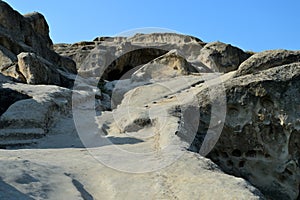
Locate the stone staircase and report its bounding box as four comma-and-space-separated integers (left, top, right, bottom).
0, 128, 45, 149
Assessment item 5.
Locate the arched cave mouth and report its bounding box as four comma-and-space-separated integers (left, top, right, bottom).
102, 48, 168, 81
0, 88, 32, 117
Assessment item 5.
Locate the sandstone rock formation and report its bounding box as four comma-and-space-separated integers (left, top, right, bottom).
191, 62, 300, 200
131, 49, 201, 82
234, 49, 300, 77
0, 150, 263, 200
0, 1, 76, 87
54, 32, 210, 78
16, 52, 75, 87
199, 41, 253, 73
1, 1, 299, 200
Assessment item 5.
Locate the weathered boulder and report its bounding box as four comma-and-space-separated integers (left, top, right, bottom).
131, 49, 205, 82
92, 74, 224, 172
199, 41, 252, 73
0, 79, 106, 148
235, 49, 300, 77
0, 1, 76, 86
24, 12, 51, 43
191, 63, 300, 200
17, 52, 73, 87
0, 83, 71, 148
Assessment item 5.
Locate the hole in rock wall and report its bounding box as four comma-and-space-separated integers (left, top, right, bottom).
102, 48, 168, 81
0, 88, 32, 117
238, 160, 245, 168
232, 149, 242, 157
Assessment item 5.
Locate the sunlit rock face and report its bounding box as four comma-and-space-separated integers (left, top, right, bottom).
0, 1, 76, 87
191, 62, 300, 200
0, 1, 300, 199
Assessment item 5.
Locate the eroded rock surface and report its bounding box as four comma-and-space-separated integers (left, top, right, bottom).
0, 1, 76, 87
0, 88, 31, 116
235, 49, 300, 77
131, 49, 203, 82
199, 41, 252, 73
54, 33, 208, 79
0, 1, 299, 199
191, 63, 300, 200
0, 150, 263, 200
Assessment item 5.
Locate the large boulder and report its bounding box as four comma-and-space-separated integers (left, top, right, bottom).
17, 52, 73, 87
0, 83, 72, 148
235, 49, 300, 77
0, 74, 107, 148
199, 41, 252, 73
131, 49, 203, 82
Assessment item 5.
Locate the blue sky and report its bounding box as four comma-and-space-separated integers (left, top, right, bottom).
4, 0, 300, 52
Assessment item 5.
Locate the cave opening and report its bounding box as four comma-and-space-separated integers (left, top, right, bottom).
0, 88, 32, 117
102, 48, 168, 81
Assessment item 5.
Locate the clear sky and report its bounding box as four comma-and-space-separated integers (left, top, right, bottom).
4, 0, 300, 52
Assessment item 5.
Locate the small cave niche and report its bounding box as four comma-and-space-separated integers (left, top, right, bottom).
106, 68, 121, 81
238, 160, 245, 168
232, 149, 242, 157
0, 88, 32, 117
227, 105, 239, 116
220, 151, 229, 158
245, 150, 256, 158
226, 160, 234, 168
260, 96, 274, 111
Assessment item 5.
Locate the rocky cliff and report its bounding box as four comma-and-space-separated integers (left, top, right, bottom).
0, 1, 76, 87
0, 1, 299, 200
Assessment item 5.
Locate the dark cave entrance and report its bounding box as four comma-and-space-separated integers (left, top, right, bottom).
0, 88, 32, 117
106, 64, 134, 81
102, 48, 168, 81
